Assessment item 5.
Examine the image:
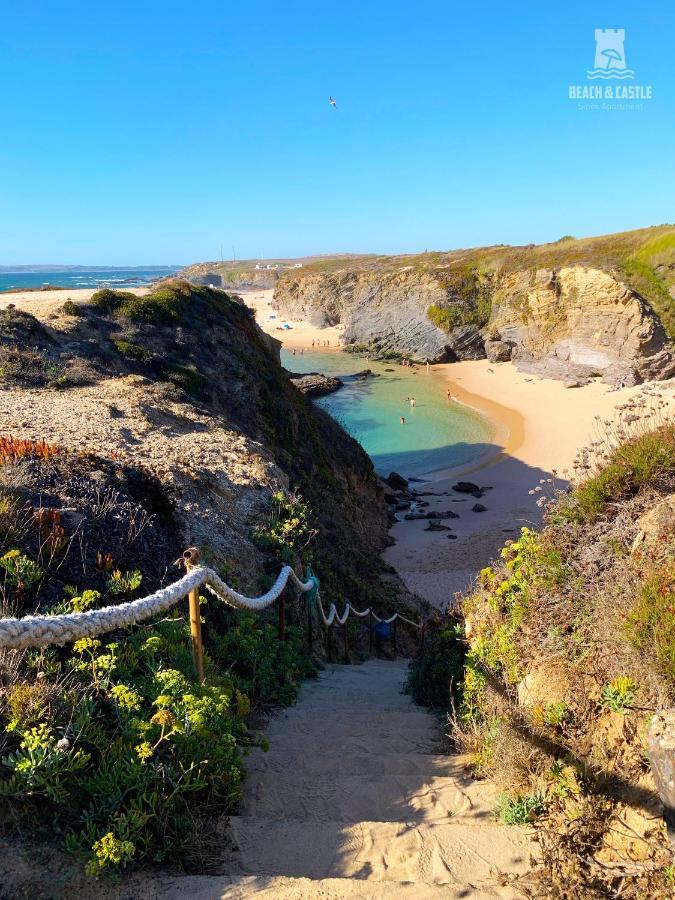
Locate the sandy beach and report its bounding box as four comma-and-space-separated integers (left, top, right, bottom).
2, 283, 672, 609
237, 289, 675, 607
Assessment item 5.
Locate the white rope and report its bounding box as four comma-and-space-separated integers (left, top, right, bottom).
0, 565, 314, 651
0, 560, 419, 652
315, 595, 420, 631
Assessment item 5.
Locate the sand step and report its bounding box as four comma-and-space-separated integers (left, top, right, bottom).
159, 873, 524, 898
241, 772, 497, 823
228, 818, 535, 884
243, 749, 465, 778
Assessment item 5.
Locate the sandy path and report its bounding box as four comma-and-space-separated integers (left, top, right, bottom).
160, 659, 535, 898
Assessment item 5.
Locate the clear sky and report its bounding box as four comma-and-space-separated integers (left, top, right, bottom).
0, 1, 672, 265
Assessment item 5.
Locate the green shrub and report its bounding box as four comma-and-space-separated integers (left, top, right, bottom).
61, 300, 84, 316
252, 491, 316, 563
599, 675, 637, 714
496, 790, 547, 824
112, 340, 152, 363
427, 304, 459, 331
407, 622, 465, 708
626, 565, 675, 680
559, 425, 675, 524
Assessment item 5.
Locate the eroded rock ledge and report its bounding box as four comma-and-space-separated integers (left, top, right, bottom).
274, 265, 675, 384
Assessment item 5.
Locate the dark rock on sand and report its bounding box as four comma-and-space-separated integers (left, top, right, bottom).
386, 471, 409, 491
452, 481, 484, 498
472, 503, 488, 512
290, 373, 343, 397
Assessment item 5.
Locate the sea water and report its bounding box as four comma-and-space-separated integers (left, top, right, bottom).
282, 349, 495, 478
0, 267, 179, 292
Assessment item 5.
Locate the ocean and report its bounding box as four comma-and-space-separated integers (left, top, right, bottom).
282, 349, 496, 479
0, 267, 180, 292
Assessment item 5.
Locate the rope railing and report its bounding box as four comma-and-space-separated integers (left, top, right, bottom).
0, 548, 421, 675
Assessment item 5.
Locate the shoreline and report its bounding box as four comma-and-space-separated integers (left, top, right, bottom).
1, 284, 672, 609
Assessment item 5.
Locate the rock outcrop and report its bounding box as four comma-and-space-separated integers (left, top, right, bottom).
289, 372, 343, 397
274, 263, 675, 382
275, 270, 481, 363
486, 266, 675, 383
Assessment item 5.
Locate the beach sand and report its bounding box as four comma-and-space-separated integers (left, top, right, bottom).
2, 283, 672, 608
385, 365, 674, 607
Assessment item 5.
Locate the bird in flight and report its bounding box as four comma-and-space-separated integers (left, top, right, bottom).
329, 96, 337, 109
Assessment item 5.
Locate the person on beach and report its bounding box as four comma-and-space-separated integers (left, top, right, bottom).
312, 339, 315, 348
293, 349, 296, 356
410, 397, 416, 407
400, 416, 406, 425
300, 348, 304, 355
426, 361, 430, 373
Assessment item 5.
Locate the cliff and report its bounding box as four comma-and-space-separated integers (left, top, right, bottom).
409, 414, 675, 897
273, 226, 675, 383
0, 281, 401, 606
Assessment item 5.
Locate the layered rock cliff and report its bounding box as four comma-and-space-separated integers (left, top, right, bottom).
273, 227, 675, 383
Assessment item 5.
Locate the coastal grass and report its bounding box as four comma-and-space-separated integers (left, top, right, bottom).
557, 424, 675, 524
414, 417, 675, 897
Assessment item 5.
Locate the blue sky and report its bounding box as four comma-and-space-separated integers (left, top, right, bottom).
0, 1, 672, 265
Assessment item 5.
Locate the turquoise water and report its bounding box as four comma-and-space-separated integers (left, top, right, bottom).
0, 267, 179, 291
282, 350, 495, 478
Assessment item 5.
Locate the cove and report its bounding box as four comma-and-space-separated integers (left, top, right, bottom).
282, 349, 495, 478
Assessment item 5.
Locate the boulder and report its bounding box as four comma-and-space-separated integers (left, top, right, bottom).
386, 471, 409, 491
290, 373, 343, 397
647, 711, 675, 818
632, 493, 675, 553
452, 481, 484, 498
485, 340, 513, 363
472, 503, 487, 512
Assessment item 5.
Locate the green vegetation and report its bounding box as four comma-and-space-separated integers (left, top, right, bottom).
496, 790, 547, 825
0, 450, 319, 876
626, 564, 675, 680
558, 424, 675, 524
599, 675, 637, 714
407, 622, 465, 708
112, 339, 152, 362
61, 300, 84, 316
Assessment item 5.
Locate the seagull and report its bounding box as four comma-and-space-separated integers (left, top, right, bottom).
329, 96, 337, 109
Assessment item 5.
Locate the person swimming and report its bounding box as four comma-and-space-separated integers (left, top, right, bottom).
400, 416, 406, 425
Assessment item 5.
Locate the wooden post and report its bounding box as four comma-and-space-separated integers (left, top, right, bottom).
392, 617, 398, 658
278, 589, 286, 642
183, 547, 204, 682
369, 611, 373, 654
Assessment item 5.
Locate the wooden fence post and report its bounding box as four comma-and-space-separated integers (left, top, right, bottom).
392, 617, 397, 658
183, 547, 204, 682
369, 611, 373, 654
278, 589, 286, 642
343, 621, 349, 661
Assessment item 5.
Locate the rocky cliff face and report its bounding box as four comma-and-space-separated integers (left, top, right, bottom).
274, 269, 486, 363
487, 266, 675, 384
274, 263, 675, 383
0, 282, 402, 606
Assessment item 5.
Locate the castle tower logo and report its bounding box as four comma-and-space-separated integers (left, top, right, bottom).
587, 29, 635, 79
